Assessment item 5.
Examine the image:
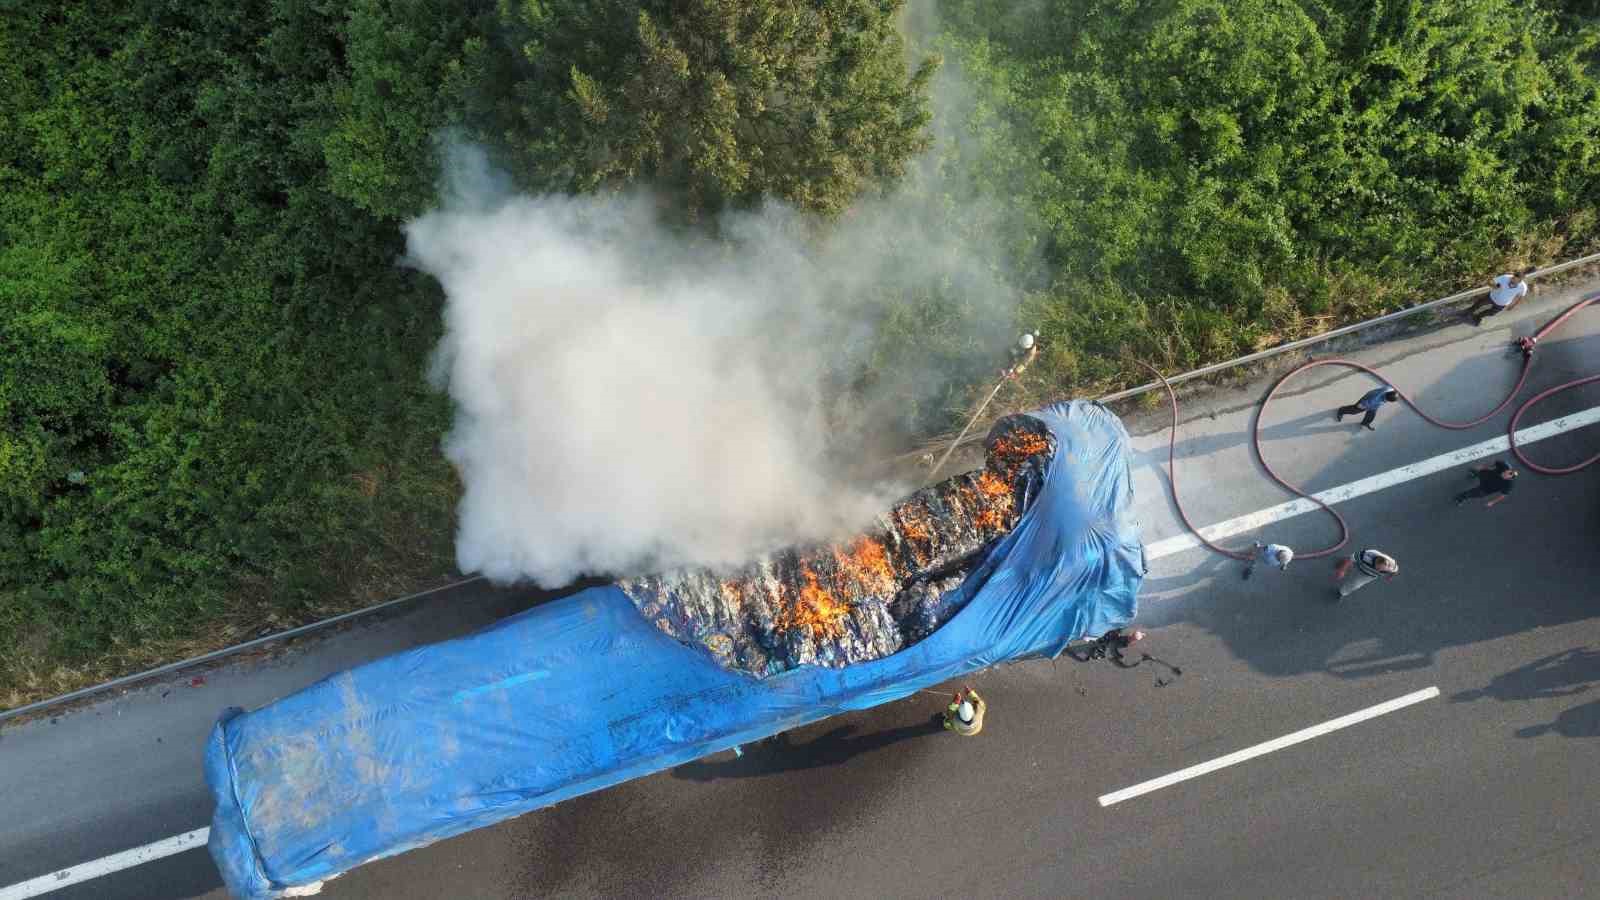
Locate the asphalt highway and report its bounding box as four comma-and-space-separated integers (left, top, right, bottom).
2, 280, 1597, 899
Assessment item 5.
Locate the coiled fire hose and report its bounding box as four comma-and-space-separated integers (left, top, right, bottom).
1141, 294, 1600, 562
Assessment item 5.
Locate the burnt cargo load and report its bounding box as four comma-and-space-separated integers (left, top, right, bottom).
205, 401, 1143, 899
619, 414, 1056, 675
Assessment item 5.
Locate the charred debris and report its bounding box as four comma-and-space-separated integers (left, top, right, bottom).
619, 414, 1056, 677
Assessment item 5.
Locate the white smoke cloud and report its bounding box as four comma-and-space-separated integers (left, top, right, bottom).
409, 50, 1026, 587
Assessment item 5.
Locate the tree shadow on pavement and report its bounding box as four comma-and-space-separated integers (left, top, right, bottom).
1140, 327, 1600, 682
1127, 316, 1548, 489
1138, 552, 1235, 611
1130, 409, 1358, 481
671, 716, 948, 782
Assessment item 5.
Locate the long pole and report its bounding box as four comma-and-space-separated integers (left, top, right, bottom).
925, 376, 1008, 483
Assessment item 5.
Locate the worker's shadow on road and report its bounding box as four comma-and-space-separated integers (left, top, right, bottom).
1130, 410, 1355, 481
1151, 329, 1600, 683
1452, 647, 1600, 739
1515, 699, 1600, 739
1452, 647, 1600, 704
671, 717, 948, 782
1127, 318, 1570, 495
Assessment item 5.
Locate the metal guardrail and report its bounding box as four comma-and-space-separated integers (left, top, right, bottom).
7, 250, 1600, 724
0, 576, 484, 724
1094, 251, 1600, 404
904, 250, 1600, 465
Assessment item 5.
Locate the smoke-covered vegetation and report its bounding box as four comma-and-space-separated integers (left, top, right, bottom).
4, 0, 1600, 704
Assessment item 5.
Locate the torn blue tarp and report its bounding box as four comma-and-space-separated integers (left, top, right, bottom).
204, 400, 1144, 897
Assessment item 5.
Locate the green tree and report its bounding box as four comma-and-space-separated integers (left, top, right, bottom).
941, 0, 1600, 375
493, 0, 937, 216
320, 0, 505, 219
0, 0, 945, 702
0, 0, 457, 686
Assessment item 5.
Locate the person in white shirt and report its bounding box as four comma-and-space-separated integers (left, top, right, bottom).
1467, 269, 1532, 326
1334, 548, 1398, 599
1243, 541, 1293, 580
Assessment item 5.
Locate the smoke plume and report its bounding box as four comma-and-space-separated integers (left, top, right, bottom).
410, 64, 1024, 587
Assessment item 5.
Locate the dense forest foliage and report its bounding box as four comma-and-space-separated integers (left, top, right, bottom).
944, 0, 1600, 388
3, 0, 1598, 703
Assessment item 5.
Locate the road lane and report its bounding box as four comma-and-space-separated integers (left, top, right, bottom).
0, 579, 554, 899
2, 279, 1597, 899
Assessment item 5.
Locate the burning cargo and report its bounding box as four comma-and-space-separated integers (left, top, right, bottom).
620, 414, 1056, 675
205, 401, 1142, 900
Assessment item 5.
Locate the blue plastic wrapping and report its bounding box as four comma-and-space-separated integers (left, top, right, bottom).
204, 401, 1143, 897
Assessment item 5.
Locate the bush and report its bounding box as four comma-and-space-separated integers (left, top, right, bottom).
0, 0, 937, 700
939, 0, 1600, 371
4, 0, 1600, 705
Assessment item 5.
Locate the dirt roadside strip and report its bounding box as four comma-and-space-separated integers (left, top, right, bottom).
0, 579, 484, 726
6, 251, 1599, 725
894, 250, 1600, 469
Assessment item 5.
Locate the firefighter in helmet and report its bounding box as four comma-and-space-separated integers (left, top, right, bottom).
943, 687, 986, 736
1003, 332, 1039, 379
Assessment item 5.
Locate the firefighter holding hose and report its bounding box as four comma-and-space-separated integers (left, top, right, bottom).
1003, 332, 1039, 379
943, 687, 987, 736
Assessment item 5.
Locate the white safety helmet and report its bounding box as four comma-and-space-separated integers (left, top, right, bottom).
1018, 332, 1036, 351
957, 700, 975, 723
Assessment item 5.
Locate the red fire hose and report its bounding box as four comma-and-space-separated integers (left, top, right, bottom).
1144, 295, 1600, 562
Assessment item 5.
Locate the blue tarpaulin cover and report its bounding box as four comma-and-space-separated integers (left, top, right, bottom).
204, 400, 1143, 897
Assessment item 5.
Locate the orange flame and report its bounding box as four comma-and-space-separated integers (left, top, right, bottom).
834, 537, 896, 595
975, 470, 1010, 498
964, 469, 1017, 533
989, 430, 1051, 476
896, 511, 931, 566
719, 581, 744, 612
775, 568, 852, 639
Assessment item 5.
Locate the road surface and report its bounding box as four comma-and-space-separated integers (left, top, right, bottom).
2, 279, 1597, 899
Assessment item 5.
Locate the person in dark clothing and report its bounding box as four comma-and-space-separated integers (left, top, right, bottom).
1068, 628, 1145, 664
1090, 628, 1145, 660
1336, 387, 1400, 431
1454, 460, 1518, 508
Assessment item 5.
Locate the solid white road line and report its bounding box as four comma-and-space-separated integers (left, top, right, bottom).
1144, 404, 1600, 561
0, 828, 209, 900
1098, 686, 1442, 807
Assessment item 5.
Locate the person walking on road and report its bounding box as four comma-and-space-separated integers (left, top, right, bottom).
1466, 270, 1532, 326
943, 687, 986, 736
1455, 460, 1518, 508
1243, 541, 1293, 580
1336, 387, 1400, 431
1334, 549, 1398, 599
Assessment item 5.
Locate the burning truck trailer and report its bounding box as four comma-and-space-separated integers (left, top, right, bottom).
205, 401, 1144, 899
621, 413, 1056, 676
